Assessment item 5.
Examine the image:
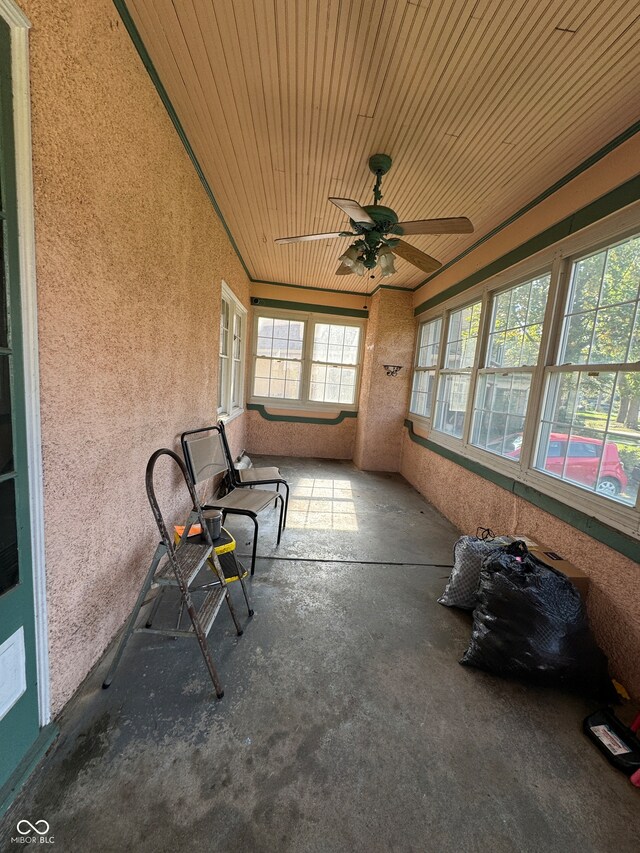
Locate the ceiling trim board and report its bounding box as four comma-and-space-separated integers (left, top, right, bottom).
414, 172, 640, 315
251, 279, 368, 298
412, 116, 640, 295
250, 297, 368, 319
367, 283, 414, 298
113, 0, 252, 281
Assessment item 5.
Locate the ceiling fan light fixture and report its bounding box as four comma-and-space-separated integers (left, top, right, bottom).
378, 245, 396, 277
339, 245, 366, 275
338, 245, 359, 268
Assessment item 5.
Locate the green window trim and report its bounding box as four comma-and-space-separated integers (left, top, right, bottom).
403, 419, 640, 564
248, 403, 357, 425
250, 297, 368, 319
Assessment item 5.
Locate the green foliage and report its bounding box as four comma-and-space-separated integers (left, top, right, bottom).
619, 444, 640, 472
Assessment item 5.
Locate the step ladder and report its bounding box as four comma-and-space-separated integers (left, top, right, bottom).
102, 448, 252, 699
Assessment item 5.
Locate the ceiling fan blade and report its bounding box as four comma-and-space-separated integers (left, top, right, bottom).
335, 263, 354, 276
275, 231, 351, 244
328, 197, 375, 225
392, 240, 442, 274
398, 217, 474, 235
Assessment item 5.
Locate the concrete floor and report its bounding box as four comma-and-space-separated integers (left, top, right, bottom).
2, 457, 639, 852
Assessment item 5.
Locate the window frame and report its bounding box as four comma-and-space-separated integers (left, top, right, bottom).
250, 308, 366, 412
409, 316, 444, 422
218, 281, 247, 421
433, 296, 485, 442
408, 201, 640, 539
469, 271, 552, 461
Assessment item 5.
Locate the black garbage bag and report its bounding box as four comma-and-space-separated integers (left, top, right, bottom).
460, 541, 615, 700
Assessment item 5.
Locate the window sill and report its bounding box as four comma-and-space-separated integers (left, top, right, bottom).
218, 407, 245, 425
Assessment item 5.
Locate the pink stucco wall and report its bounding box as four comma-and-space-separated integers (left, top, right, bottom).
354, 290, 414, 471
400, 429, 640, 698
22, 0, 250, 712
245, 410, 356, 459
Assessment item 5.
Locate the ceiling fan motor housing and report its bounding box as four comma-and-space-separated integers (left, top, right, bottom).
368, 153, 393, 175
350, 205, 399, 237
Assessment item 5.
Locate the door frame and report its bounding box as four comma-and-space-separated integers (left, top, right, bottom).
0, 0, 50, 727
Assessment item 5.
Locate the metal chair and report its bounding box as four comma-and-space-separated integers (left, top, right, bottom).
218, 418, 290, 529
181, 425, 285, 575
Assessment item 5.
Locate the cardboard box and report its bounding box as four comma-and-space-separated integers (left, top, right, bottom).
505, 536, 590, 598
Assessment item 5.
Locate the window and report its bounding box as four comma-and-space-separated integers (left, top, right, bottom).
408, 209, 640, 535
434, 301, 481, 438
218, 283, 247, 418
536, 234, 640, 506
410, 318, 441, 419
471, 274, 550, 458
251, 311, 363, 409
310, 323, 360, 404
254, 316, 305, 400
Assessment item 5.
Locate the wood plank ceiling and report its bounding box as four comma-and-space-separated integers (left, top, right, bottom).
126, 0, 640, 293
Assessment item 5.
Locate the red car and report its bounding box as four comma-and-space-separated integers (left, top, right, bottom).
510, 433, 628, 496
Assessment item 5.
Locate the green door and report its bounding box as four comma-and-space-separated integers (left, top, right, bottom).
0, 16, 41, 793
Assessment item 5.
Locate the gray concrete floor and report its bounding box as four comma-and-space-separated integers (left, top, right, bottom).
2, 457, 639, 852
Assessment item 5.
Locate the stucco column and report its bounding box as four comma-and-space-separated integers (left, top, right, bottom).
354, 289, 415, 471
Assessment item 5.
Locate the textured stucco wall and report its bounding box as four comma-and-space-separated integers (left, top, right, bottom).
354, 290, 414, 471
400, 430, 640, 698
245, 410, 356, 459
21, 0, 249, 712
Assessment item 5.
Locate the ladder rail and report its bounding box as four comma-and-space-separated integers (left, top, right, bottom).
103, 448, 253, 699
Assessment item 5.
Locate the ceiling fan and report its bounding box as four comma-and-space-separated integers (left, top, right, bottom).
274, 153, 473, 278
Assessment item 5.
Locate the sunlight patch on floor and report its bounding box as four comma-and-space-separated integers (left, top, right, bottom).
292, 477, 353, 500
288, 479, 357, 530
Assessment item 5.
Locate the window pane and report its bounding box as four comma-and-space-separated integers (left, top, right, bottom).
253, 316, 304, 400
568, 251, 605, 313
253, 356, 301, 400
536, 370, 640, 506
273, 319, 289, 339
257, 316, 274, 338
560, 235, 640, 365
233, 314, 242, 359
231, 360, 240, 407
256, 336, 272, 357
471, 373, 531, 458
416, 318, 442, 368
410, 369, 436, 418
0, 478, 19, 596
220, 299, 230, 356
218, 354, 228, 410
434, 373, 470, 438
486, 275, 550, 368
309, 363, 356, 404
313, 323, 360, 365
445, 302, 481, 368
